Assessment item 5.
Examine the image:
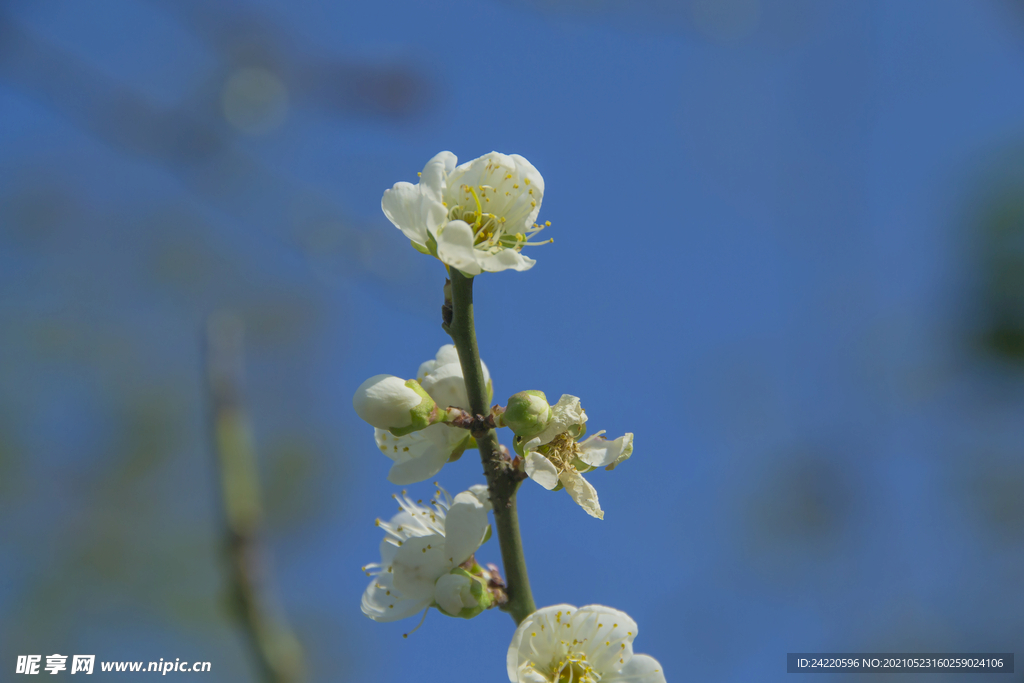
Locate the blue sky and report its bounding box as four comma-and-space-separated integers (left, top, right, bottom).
2, 1, 1024, 681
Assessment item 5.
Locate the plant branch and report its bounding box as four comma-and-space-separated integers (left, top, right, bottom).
446, 269, 536, 625
206, 314, 305, 683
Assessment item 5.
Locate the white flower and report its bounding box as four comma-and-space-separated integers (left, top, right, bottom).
521, 395, 633, 520
507, 604, 666, 683
382, 151, 550, 275
374, 344, 490, 485
361, 485, 492, 622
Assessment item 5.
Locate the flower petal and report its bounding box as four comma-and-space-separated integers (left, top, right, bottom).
381, 182, 446, 248
570, 605, 637, 673
434, 219, 483, 276
478, 248, 536, 273
525, 452, 560, 490
420, 362, 471, 410
391, 534, 451, 600
377, 425, 465, 485
443, 491, 490, 566
530, 394, 587, 446
433, 571, 473, 616
352, 374, 421, 430
578, 433, 634, 469
467, 484, 492, 510
361, 571, 431, 622
559, 469, 603, 519
507, 604, 578, 682
603, 654, 666, 683
419, 151, 457, 202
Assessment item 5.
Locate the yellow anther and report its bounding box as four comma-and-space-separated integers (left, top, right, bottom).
524, 178, 531, 185
545, 221, 551, 226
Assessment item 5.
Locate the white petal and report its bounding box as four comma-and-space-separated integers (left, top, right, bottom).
443, 492, 490, 566
510, 154, 544, 196
569, 605, 637, 673
578, 433, 634, 469
352, 375, 420, 430
417, 359, 438, 383
434, 220, 484, 276
603, 654, 665, 683
514, 666, 549, 683
467, 484, 493, 511
381, 182, 446, 247
446, 152, 514, 192
559, 469, 603, 519
361, 572, 431, 622
525, 452, 559, 490
419, 151, 457, 202
391, 535, 451, 600
420, 361, 470, 410
531, 394, 586, 446
507, 604, 578, 682
433, 344, 462, 367
433, 571, 474, 616
478, 248, 536, 273
377, 425, 465, 485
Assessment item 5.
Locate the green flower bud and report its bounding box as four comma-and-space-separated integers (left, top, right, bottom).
503, 390, 552, 440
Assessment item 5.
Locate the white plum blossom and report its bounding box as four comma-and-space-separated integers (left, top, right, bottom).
382, 151, 551, 275
507, 604, 666, 683
521, 395, 633, 520
361, 485, 492, 622
373, 345, 490, 485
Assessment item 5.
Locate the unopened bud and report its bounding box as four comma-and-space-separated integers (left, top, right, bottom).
353, 375, 439, 436
434, 568, 493, 619
502, 390, 552, 440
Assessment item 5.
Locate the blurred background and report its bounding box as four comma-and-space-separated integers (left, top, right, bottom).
2, 0, 1024, 681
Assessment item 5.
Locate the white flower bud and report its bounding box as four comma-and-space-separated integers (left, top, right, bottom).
353, 375, 436, 435
434, 568, 492, 619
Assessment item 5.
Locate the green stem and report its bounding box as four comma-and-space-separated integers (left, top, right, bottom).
447, 269, 536, 625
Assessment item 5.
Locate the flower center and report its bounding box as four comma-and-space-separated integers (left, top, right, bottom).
445, 183, 551, 254
553, 654, 599, 683
541, 432, 582, 470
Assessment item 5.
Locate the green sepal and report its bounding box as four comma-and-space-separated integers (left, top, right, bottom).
389, 379, 439, 437
447, 433, 474, 462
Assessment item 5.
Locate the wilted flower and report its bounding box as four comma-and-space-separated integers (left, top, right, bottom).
382, 151, 550, 275
507, 604, 666, 683
519, 395, 633, 520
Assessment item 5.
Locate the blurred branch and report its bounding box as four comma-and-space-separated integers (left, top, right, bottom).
206, 314, 304, 683
149, 0, 432, 119
0, 12, 410, 285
